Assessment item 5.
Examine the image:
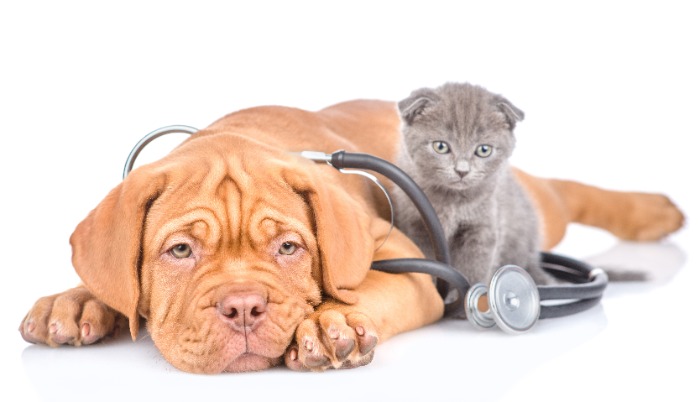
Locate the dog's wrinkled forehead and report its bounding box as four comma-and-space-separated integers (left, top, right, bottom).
141, 133, 315, 248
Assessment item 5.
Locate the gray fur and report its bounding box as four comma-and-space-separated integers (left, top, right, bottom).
394, 82, 551, 288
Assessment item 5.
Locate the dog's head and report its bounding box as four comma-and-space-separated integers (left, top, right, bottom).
69, 132, 376, 373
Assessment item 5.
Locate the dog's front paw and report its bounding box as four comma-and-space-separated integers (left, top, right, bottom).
19, 287, 127, 347
284, 310, 378, 371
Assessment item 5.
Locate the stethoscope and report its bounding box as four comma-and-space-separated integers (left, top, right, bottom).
124, 125, 609, 334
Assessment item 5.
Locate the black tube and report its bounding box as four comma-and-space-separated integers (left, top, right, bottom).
538, 252, 608, 301
331, 151, 454, 297
371, 259, 468, 317
539, 297, 603, 319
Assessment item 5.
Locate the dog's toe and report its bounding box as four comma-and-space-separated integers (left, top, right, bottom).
345, 312, 378, 356
355, 326, 378, 356
284, 345, 308, 371
78, 299, 126, 345
48, 321, 79, 346
19, 318, 40, 344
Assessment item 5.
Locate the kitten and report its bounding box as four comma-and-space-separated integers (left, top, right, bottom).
393, 82, 552, 289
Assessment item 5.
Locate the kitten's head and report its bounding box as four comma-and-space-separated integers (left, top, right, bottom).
398, 82, 524, 193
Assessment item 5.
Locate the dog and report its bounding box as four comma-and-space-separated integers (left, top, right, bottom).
19, 99, 684, 373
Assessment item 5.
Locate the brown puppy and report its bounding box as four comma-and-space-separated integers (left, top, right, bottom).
19, 100, 684, 373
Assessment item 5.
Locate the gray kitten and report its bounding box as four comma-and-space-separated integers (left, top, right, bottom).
393, 82, 552, 289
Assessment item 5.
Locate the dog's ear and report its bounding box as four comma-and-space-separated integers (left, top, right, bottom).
70, 166, 166, 340
494, 95, 525, 129
398, 88, 437, 125
284, 164, 375, 305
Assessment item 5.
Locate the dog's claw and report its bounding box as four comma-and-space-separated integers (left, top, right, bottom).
334, 338, 355, 360
285, 310, 378, 371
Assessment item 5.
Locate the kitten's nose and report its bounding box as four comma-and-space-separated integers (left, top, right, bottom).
455, 161, 470, 178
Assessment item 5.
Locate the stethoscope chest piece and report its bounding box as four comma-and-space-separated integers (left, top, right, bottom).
466, 265, 540, 334
490, 265, 540, 333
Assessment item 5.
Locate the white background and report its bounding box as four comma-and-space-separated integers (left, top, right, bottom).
1, 1, 697, 401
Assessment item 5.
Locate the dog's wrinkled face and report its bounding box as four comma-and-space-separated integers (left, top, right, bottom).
139, 146, 322, 373
70, 133, 375, 373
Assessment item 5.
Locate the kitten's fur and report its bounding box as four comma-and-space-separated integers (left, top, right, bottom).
393, 82, 551, 288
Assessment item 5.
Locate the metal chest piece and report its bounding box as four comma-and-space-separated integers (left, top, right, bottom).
466, 265, 540, 334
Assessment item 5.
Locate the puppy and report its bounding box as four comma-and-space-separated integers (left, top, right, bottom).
19, 100, 684, 373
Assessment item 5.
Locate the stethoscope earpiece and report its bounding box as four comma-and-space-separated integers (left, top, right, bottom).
466, 265, 540, 334
123, 125, 198, 179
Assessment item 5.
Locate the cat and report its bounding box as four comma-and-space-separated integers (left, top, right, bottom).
392, 82, 553, 290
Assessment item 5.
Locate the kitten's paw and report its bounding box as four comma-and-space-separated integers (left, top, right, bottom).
614, 193, 685, 241
19, 287, 127, 347
284, 310, 378, 372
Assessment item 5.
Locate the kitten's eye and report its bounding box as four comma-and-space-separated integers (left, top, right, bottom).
279, 242, 298, 255
170, 243, 192, 259
475, 144, 493, 158
432, 141, 451, 154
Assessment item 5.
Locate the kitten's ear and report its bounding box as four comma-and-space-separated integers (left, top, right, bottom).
398, 89, 436, 125
496, 96, 525, 129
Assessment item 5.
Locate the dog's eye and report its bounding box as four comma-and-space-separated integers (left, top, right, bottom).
432, 141, 450, 154
279, 242, 297, 255
170, 243, 192, 259
475, 144, 492, 158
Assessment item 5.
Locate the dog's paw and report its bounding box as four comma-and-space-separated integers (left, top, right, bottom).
615, 193, 685, 241
284, 310, 378, 372
19, 287, 127, 347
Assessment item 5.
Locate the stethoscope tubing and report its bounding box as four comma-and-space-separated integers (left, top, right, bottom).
371, 259, 469, 317
536, 252, 608, 319
330, 151, 452, 298
124, 127, 608, 329
539, 296, 603, 319
539, 252, 608, 301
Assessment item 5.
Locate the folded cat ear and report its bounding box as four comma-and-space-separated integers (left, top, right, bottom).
495, 96, 525, 129
398, 89, 436, 125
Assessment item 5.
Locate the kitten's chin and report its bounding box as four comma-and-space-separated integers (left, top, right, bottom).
448, 179, 473, 191
434, 182, 472, 195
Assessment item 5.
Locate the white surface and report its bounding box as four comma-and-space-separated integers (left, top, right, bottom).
1, 2, 697, 401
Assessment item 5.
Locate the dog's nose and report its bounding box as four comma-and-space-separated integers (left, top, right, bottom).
216, 293, 267, 332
